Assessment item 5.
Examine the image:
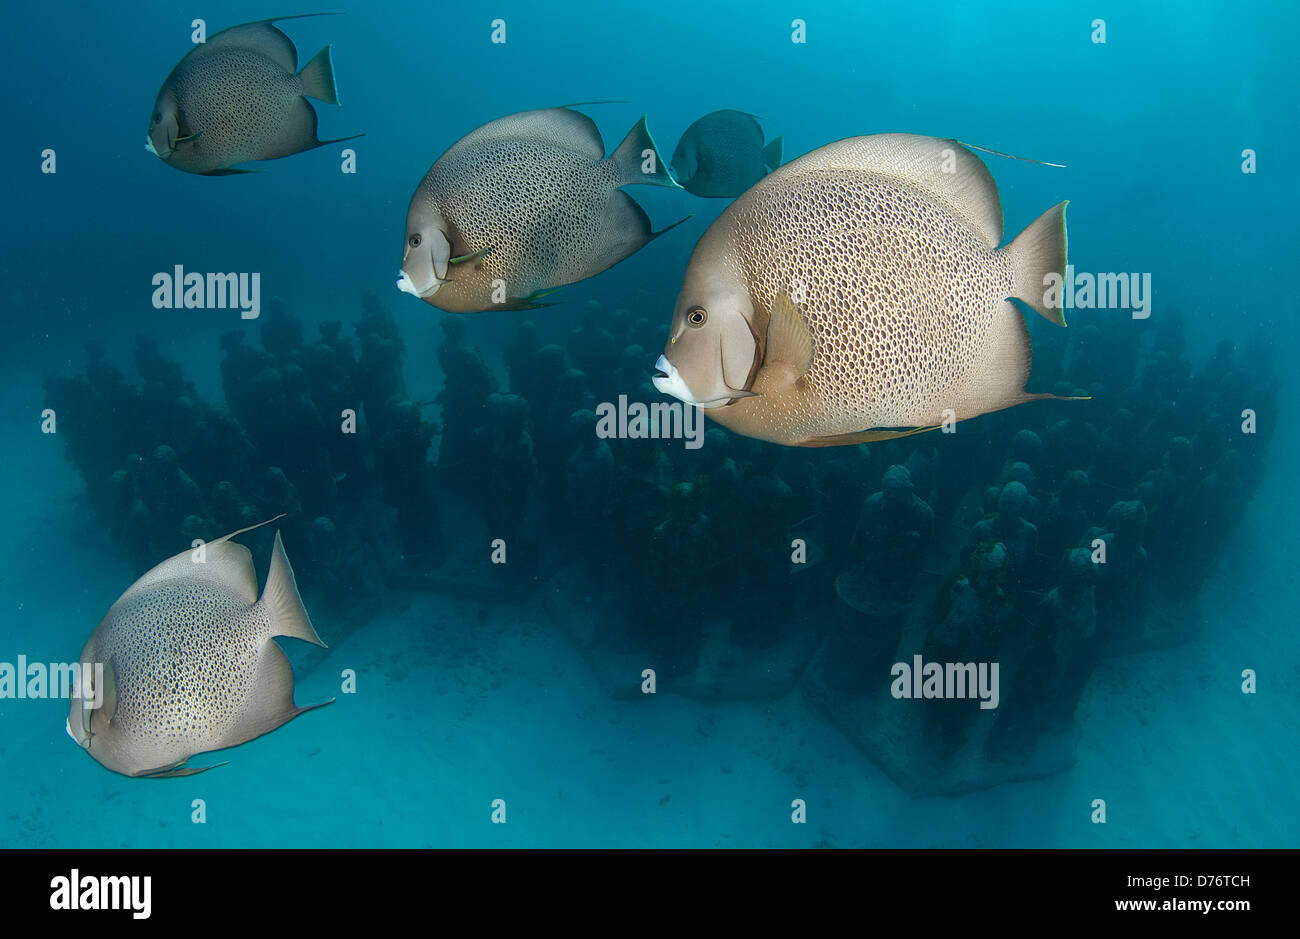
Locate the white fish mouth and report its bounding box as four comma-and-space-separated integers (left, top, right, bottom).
652, 354, 729, 409
396, 270, 442, 299
145, 136, 174, 159
65, 716, 87, 749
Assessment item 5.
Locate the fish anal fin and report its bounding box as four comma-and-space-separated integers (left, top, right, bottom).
764, 292, 815, 380
948, 299, 1041, 421
582, 190, 654, 279
256, 96, 322, 161
201, 168, 258, 176
221, 641, 331, 750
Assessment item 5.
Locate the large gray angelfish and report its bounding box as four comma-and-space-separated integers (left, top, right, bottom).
653, 133, 1076, 447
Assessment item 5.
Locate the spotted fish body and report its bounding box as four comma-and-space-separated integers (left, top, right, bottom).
146, 15, 357, 175
653, 134, 1071, 447
397, 108, 684, 312
66, 521, 330, 777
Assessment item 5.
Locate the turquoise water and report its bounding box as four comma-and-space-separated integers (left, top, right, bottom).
0, 0, 1296, 847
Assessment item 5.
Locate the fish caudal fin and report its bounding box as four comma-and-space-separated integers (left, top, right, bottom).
1008, 200, 1069, 326
261, 531, 326, 647
299, 44, 340, 105
763, 135, 784, 170
610, 116, 681, 189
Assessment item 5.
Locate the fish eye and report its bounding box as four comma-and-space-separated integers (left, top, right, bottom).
687, 307, 708, 327
409, 233, 422, 248
153, 112, 161, 124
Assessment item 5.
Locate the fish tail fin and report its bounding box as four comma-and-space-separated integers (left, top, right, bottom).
261, 531, 326, 647
610, 116, 682, 189
1007, 200, 1069, 326
299, 44, 341, 105
763, 135, 784, 170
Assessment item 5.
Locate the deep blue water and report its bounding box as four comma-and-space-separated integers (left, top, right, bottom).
0, 0, 1296, 848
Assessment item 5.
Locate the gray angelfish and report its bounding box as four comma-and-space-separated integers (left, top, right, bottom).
670, 109, 783, 198
653, 133, 1076, 447
397, 106, 686, 312
145, 14, 361, 175
66, 517, 332, 777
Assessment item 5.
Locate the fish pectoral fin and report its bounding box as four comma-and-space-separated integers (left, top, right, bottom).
802, 425, 942, 448
100, 655, 118, 723
449, 246, 492, 265
172, 131, 203, 145
764, 291, 815, 379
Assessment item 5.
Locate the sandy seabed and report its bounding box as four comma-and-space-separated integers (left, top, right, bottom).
1, 345, 1295, 849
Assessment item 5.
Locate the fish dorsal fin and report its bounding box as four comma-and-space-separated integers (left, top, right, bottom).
448, 108, 606, 161
114, 516, 286, 607
204, 18, 301, 72
764, 292, 815, 380
801, 134, 1003, 247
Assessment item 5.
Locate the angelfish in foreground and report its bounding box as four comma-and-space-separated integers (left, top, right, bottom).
66, 518, 332, 777
653, 133, 1077, 447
